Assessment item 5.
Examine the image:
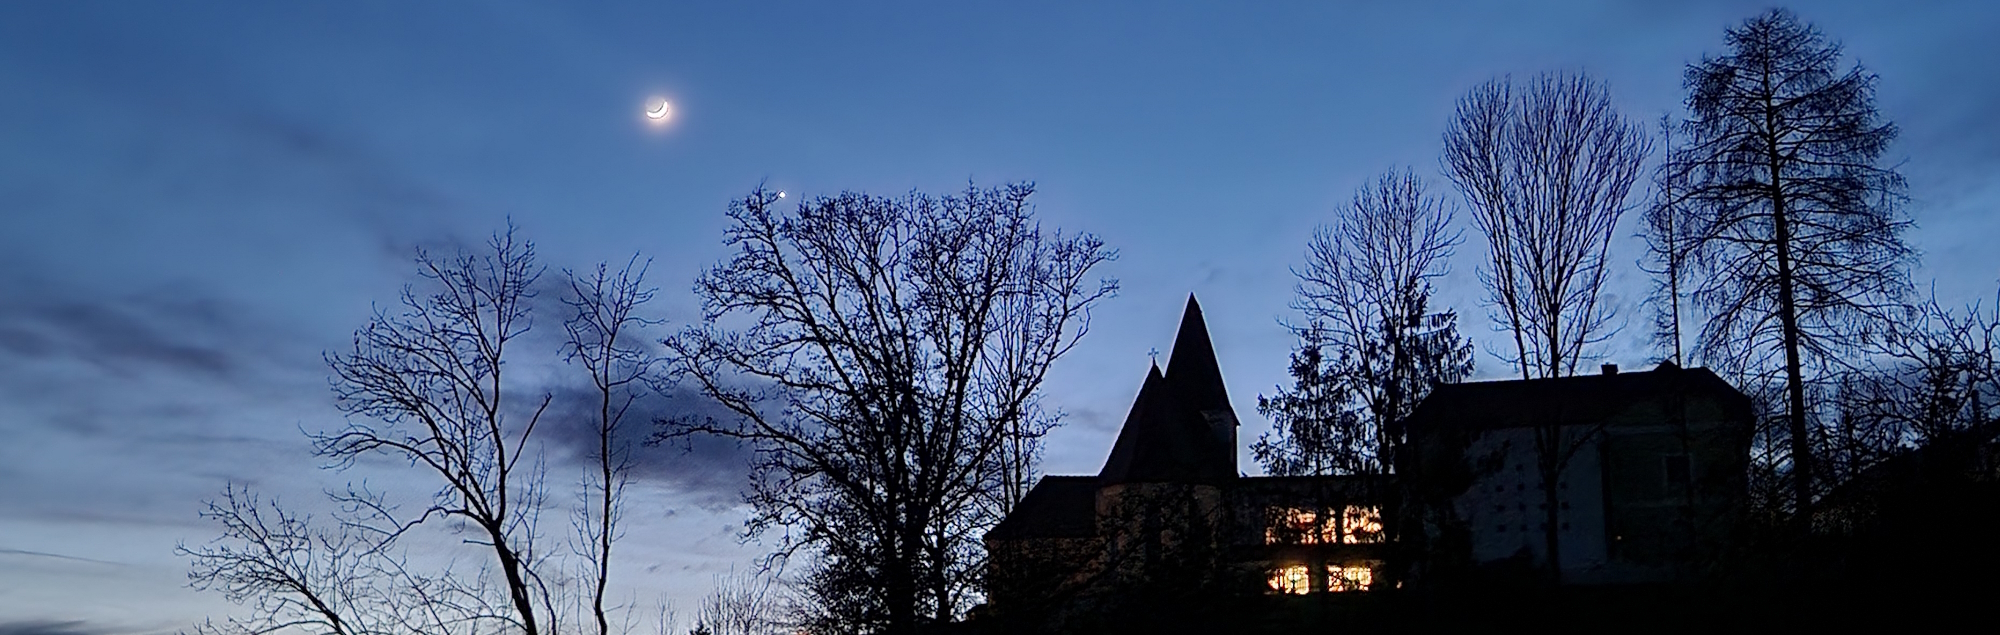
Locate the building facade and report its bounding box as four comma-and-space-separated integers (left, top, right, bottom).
1404, 362, 1754, 584
983, 297, 1390, 629
981, 297, 1753, 628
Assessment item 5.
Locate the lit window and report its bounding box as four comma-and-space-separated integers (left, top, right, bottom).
1265, 507, 1336, 544
1269, 564, 1312, 594
1342, 506, 1384, 544
1326, 564, 1374, 592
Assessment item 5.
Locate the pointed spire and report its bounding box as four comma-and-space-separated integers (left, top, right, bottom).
1097, 295, 1239, 484
1098, 363, 1171, 482
1164, 294, 1229, 414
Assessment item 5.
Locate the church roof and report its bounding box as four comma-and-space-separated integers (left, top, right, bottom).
1096, 295, 1239, 484
984, 296, 1243, 544
985, 475, 1099, 541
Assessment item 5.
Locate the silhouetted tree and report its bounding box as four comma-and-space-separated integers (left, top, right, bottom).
1674, 8, 1913, 522
1257, 169, 1471, 477
689, 569, 783, 635
664, 184, 1116, 634
179, 486, 373, 635
318, 227, 560, 635
1255, 328, 1366, 476
1444, 71, 1649, 380
179, 486, 507, 635
1827, 293, 2000, 481
1641, 115, 1696, 366
562, 256, 661, 635
1444, 71, 1650, 582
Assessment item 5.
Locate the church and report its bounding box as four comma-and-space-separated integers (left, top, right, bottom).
981, 296, 1753, 628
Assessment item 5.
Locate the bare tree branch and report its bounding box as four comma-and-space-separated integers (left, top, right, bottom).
316, 224, 558, 635
1443, 70, 1651, 583
562, 255, 662, 635
662, 183, 1115, 633
1675, 8, 1914, 522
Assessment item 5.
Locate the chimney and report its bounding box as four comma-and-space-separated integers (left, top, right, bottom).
1601, 363, 1619, 376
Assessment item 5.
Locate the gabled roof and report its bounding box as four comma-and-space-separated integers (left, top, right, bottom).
1096, 295, 1238, 484
1403, 362, 1753, 435
985, 476, 1099, 541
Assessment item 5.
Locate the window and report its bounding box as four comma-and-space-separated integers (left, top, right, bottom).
1265, 505, 1384, 544
1342, 506, 1384, 544
1269, 564, 1311, 594
1264, 507, 1335, 545
1326, 564, 1374, 592
1665, 454, 1691, 487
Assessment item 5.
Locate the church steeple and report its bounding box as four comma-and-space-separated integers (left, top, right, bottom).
1165, 294, 1230, 416
1097, 295, 1238, 484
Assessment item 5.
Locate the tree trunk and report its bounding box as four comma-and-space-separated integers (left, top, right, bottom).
594, 391, 615, 635
1765, 76, 1814, 531
491, 523, 541, 635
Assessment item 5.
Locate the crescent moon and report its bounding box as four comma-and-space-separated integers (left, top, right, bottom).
645, 100, 672, 120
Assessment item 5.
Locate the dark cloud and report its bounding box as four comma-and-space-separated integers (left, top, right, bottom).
0, 298, 233, 379
0, 622, 113, 635
0, 276, 311, 385
538, 382, 756, 510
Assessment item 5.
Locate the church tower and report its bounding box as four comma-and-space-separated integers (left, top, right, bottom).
1096, 295, 1239, 485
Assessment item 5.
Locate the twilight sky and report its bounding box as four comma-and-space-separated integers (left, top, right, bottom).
3, 2, 1997, 633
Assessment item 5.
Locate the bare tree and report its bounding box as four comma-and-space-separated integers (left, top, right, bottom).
1443, 71, 1650, 582
1444, 71, 1650, 380
1641, 115, 1695, 366
562, 256, 660, 635
179, 486, 374, 635
317, 227, 559, 635
1257, 169, 1471, 477
179, 485, 509, 635
1675, 9, 1914, 522
689, 569, 782, 635
1828, 292, 2000, 481
664, 183, 1115, 633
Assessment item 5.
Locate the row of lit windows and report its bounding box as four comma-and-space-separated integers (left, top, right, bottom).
1264, 505, 1383, 545
1268, 563, 1374, 594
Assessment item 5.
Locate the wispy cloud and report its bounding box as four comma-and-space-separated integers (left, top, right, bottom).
0, 549, 125, 568
0, 621, 116, 635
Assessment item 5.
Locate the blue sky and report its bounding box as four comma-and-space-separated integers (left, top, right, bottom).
3, 2, 1997, 632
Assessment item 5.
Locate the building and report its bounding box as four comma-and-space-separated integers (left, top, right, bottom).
1403, 361, 1754, 584
981, 297, 1754, 628
982, 297, 1391, 629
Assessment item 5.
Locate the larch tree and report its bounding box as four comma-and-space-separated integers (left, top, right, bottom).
1675, 8, 1913, 523
1641, 115, 1696, 367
